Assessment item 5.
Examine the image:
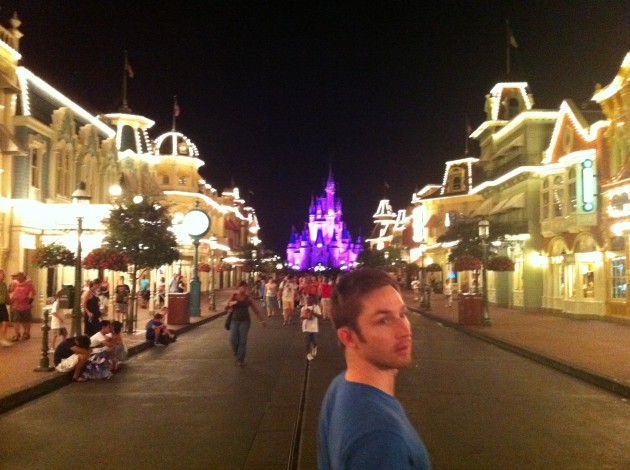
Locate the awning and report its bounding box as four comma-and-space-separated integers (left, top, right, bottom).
504, 192, 525, 210
424, 214, 440, 228
489, 198, 509, 214
472, 198, 493, 216
0, 123, 25, 154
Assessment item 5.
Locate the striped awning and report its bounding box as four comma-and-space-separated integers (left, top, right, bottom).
472, 198, 493, 216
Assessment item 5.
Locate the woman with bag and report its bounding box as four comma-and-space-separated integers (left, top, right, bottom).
225, 281, 267, 366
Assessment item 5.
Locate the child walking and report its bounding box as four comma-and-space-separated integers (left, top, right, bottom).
49, 290, 68, 352
443, 278, 453, 307
300, 294, 322, 361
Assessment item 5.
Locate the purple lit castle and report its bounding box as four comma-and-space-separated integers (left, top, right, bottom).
286, 169, 363, 270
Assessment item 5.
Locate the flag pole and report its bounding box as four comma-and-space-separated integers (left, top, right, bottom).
172, 95, 179, 131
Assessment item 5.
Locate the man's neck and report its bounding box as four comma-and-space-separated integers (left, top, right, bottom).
344, 361, 398, 396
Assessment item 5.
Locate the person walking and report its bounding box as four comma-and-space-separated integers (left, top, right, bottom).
319, 276, 334, 321
114, 276, 130, 322
279, 273, 297, 325
9, 272, 35, 341
81, 278, 103, 336
300, 294, 322, 360
264, 277, 279, 317
443, 278, 453, 307
318, 268, 431, 470
225, 281, 267, 366
0, 269, 12, 346
49, 289, 68, 352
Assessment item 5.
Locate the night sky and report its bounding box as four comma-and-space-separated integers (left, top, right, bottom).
5, 1, 630, 254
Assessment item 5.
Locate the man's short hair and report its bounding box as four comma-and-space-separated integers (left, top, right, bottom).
331, 268, 400, 332
75, 335, 91, 349
100, 320, 111, 329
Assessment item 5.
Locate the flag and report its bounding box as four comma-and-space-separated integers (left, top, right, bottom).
507, 21, 518, 48
125, 54, 134, 78
384, 181, 390, 189
173, 96, 181, 117
466, 116, 472, 135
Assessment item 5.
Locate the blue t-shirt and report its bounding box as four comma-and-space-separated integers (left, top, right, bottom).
318, 372, 431, 470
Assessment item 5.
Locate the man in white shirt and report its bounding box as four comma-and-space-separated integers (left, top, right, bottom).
279, 273, 297, 325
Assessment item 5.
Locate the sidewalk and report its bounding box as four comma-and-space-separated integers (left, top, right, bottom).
3, 288, 630, 415
404, 290, 630, 398
0, 289, 233, 414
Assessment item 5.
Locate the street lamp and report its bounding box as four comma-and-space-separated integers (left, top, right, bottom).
71, 182, 91, 337
182, 203, 211, 317
208, 234, 217, 311
478, 219, 491, 326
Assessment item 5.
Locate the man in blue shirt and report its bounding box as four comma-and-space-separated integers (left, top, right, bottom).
318, 268, 431, 469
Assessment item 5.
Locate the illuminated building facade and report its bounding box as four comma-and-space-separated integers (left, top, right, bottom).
286, 169, 362, 270
0, 14, 260, 320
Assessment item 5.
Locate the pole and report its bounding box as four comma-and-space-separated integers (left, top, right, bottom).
209, 248, 216, 311
35, 307, 54, 372
71, 217, 83, 337
481, 239, 491, 326
190, 237, 201, 316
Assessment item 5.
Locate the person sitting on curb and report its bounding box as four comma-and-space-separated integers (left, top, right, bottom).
53, 335, 91, 382
90, 320, 126, 371
146, 312, 176, 346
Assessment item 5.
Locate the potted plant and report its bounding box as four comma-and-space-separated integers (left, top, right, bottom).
452, 255, 481, 272
82, 248, 129, 272
486, 255, 515, 271
425, 263, 442, 272
198, 262, 211, 272
32, 243, 76, 268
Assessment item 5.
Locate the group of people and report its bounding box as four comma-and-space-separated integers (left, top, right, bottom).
225, 268, 432, 468
53, 318, 128, 381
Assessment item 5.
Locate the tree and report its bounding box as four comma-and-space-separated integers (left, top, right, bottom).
103, 195, 180, 333
437, 218, 518, 263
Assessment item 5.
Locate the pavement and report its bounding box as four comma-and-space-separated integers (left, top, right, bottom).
2, 287, 630, 416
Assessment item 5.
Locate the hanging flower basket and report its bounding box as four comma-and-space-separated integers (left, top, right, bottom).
424, 263, 442, 272
453, 255, 481, 272
486, 255, 515, 271
198, 262, 211, 272
32, 243, 76, 268
82, 248, 129, 272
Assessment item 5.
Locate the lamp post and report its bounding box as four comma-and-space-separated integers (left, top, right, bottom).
478, 219, 491, 326
182, 203, 211, 317
208, 234, 217, 311
71, 182, 91, 337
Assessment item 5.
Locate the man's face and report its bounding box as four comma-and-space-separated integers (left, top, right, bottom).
349, 285, 413, 371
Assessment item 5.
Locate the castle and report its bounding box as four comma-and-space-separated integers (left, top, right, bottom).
286, 169, 363, 270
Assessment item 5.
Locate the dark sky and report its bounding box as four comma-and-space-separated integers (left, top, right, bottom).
5, 1, 630, 254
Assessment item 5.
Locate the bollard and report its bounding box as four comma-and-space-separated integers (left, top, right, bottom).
35, 308, 54, 372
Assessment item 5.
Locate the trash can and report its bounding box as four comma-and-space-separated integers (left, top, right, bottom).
167, 293, 190, 325
458, 293, 482, 325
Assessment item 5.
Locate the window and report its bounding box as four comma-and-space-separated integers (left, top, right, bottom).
30, 148, 40, 189
178, 176, 186, 185
162, 175, 170, 184
611, 257, 626, 300
552, 175, 564, 217
568, 168, 576, 214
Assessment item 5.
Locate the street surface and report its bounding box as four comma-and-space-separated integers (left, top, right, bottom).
1, 309, 630, 469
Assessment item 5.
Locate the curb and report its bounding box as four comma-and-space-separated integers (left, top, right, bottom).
0, 313, 223, 415
413, 307, 630, 399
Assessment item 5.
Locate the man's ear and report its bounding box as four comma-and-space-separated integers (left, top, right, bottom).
337, 327, 356, 349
